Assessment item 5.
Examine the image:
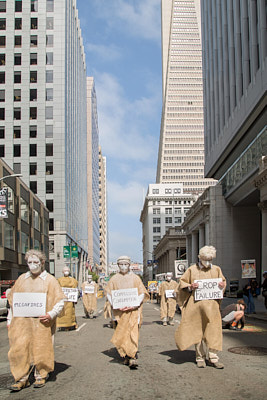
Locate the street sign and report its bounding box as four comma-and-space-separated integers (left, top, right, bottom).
63, 246, 70, 258
71, 246, 78, 258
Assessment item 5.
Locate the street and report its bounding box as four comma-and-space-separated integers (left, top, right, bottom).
0, 297, 266, 400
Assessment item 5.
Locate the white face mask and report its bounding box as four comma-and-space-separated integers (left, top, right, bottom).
166, 276, 172, 281
88, 277, 92, 282
201, 260, 211, 268
27, 255, 42, 275
63, 271, 70, 277
118, 264, 129, 274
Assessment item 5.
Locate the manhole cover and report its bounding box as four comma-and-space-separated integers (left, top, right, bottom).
0, 373, 14, 390
228, 346, 267, 356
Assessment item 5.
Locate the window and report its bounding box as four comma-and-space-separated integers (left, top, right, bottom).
13, 163, 21, 174
34, 210, 40, 230
30, 88, 37, 101
30, 181, 37, 193
49, 218, 54, 231
174, 188, 181, 194
47, 0, 54, 12
165, 207, 172, 214
46, 17, 54, 29
0, 71, 5, 83
0, 53, 5, 64
13, 126, 21, 138
4, 222, 14, 250
30, 143, 37, 156
46, 143, 53, 156
15, 18, 22, 30
0, 144, 4, 156
30, 35, 37, 47
0, 36, 5, 47
0, 107, 4, 120
46, 199, 53, 212
45, 106, 53, 119
21, 232, 29, 254
174, 207, 181, 214
165, 217, 172, 224
30, 162, 37, 175
14, 35, 21, 46
0, 2, 6, 12
153, 227, 161, 233
13, 144, 21, 157
153, 208, 160, 215
31, 0, 38, 12
30, 107, 37, 120
46, 88, 53, 101
15, 1, 22, 12
46, 181, 53, 194
0, 126, 4, 138
14, 107, 21, 120
30, 125, 37, 137
0, 89, 4, 101
152, 189, 159, 194
46, 35, 53, 47
0, 18, 6, 30
14, 53, 21, 65
30, 53, 37, 65
153, 218, 160, 224
14, 71, 21, 83
46, 52, 53, 65
31, 18, 38, 29
174, 217, 182, 224
46, 162, 53, 175
46, 70, 53, 83
165, 188, 172, 194
14, 89, 21, 101
20, 197, 29, 222
30, 71, 37, 83
45, 125, 53, 138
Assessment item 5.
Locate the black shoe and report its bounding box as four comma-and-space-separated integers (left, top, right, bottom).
229, 325, 238, 330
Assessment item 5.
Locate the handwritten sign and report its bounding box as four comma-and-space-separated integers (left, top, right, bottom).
13, 293, 46, 317
165, 289, 175, 298
62, 287, 78, 302
84, 285, 95, 294
175, 260, 188, 278
111, 288, 139, 309
194, 278, 223, 301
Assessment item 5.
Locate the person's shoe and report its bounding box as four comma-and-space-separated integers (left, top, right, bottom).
129, 358, 138, 369
112, 320, 117, 329
229, 325, 238, 330
196, 360, 206, 368
10, 380, 30, 392
169, 319, 174, 326
33, 377, 47, 388
123, 356, 130, 365
163, 321, 167, 326
208, 361, 224, 369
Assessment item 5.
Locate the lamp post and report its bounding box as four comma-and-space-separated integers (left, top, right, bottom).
0, 174, 22, 183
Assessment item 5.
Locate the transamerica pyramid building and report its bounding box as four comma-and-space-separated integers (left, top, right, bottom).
156, 0, 215, 194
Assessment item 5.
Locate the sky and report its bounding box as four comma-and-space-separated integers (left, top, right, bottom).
76, 0, 162, 263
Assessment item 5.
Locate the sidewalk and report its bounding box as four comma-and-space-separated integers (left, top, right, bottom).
222, 295, 267, 323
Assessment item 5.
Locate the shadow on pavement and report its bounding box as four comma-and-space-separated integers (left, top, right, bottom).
49, 362, 71, 381
102, 347, 122, 364
159, 349, 195, 365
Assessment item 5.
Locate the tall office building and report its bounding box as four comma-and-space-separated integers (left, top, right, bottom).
0, 0, 88, 279
156, 0, 215, 194
87, 77, 100, 272
99, 146, 107, 274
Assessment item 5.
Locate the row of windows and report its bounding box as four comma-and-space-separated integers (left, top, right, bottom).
0, 143, 53, 157
0, 88, 53, 102
164, 144, 203, 148
0, 125, 53, 139
0, 1, 54, 13
0, 106, 54, 120
0, 34, 52, 48
166, 125, 204, 130
0, 54, 53, 75
0, 17, 54, 30
163, 162, 204, 167
165, 137, 203, 142
163, 156, 204, 160
161, 177, 209, 186
165, 131, 203, 136
151, 188, 182, 195
164, 150, 204, 154
30, 180, 53, 195
163, 169, 203, 173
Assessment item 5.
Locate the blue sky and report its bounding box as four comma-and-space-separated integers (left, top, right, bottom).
77, 0, 162, 263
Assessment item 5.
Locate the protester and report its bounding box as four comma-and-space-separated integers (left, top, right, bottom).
221, 299, 246, 330
7, 250, 65, 391
159, 272, 178, 326
175, 245, 226, 369
261, 271, 267, 310
57, 266, 78, 331
81, 274, 98, 318
243, 280, 256, 314
105, 255, 149, 369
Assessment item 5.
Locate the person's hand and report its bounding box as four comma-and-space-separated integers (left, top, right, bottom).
39, 313, 52, 324
190, 282, 199, 290
119, 306, 138, 312
219, 281, 226, 289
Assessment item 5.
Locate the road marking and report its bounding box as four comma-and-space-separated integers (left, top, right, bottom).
76, 323, 86, 332
154, 307, 159, 311
98, 308, 103, 314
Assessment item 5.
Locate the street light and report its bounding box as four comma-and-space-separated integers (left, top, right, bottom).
0, 174, 22, 182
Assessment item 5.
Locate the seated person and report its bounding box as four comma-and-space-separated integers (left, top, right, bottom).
221, 299, 246, 330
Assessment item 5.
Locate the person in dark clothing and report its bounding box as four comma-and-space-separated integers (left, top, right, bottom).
243, 281, 256, 314
221, 299, 246, 331
261, 271, 267, 310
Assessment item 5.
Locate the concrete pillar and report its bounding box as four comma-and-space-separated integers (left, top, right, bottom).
199, 225, 205, 249
186, 235, 192, 265
168, 248, 177, 276
258, 202, 267, 275
192, 231, 199, 265
205, 221, 210, 244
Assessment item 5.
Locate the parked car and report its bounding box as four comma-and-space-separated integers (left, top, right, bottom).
0, 293, 8, 316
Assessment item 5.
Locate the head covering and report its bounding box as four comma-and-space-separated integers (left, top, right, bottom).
198, 245, 216, 260
62, 266, 70, 273
117, 255, 131, 265
166, 272, 173, 277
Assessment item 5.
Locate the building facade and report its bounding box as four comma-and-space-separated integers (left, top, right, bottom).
0, 0, 88, 281
156, 0, 215, 194
99, 146, 107, 275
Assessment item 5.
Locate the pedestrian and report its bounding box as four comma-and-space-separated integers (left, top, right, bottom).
159, 272, 178, 326
7, 250, 65, 391
175, 245, 226, 369
81, 274, 98, 318
57, 266, 78, 331
221, 299, 246, 330
243, 280, 256, 314
261, 271, 267, 310
105, 255, 149, 369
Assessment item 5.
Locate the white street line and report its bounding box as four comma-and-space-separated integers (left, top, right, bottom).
98, 308, 103, 314
154, 307, 160, 311
76, 323, 86, 332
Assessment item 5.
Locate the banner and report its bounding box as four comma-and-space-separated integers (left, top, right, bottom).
62, 287, 78, 302
111, 288, 139, 309
84, 285, 95, 294
194, 278, 223, 301
165, 289, 175, 298
241, 260, 256, 279
175, 260, 188, 278
0, 187, 8, 218
148, 281, 158, 292
13, 292, 46, 317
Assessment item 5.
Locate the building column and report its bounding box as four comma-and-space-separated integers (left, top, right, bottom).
205, 220, 210, 245
192, 231, 199, 265
258, 201, 267, 275
199, 225, 205, 249
186, 235, 192, 265
168, 248, 177, 276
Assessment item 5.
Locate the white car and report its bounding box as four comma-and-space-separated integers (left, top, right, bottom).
0, 296, 8, 316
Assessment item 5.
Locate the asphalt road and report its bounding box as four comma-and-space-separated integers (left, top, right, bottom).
0, 297, 266, 400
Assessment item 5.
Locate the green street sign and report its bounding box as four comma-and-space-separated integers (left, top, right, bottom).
71, 246, 78, 258
63, 246, 70, 258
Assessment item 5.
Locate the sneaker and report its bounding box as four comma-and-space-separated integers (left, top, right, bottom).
229, 325, 238, 330
196, 360, 206, 368
10, 380, 30, 392
163, 321, 167, 326
33, 377, 47, 388
129, 358, 138, 369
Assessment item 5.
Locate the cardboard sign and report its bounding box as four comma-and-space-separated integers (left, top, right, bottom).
62, 287, 78, 302
175, 260, 188, 278
13, 292, 46, 317
84, 285, 95, 294
194, 278, 223, 301
111, 288, 139, 309
165, 289, 175, 298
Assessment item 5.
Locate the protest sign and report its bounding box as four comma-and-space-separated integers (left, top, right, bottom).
62, 287, 78, 302
175, 260, 188, 278
111, 288, 139, 309
165, 289, 175, 298
241, 260, 256, 279
194, 278, 223, 301
13, 292, 46, 317
84, 285, 95, 294
148, 281, 157, 292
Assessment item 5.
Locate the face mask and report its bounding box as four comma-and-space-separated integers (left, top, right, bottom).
201, 260, 211, 268
119, 264, 129, 273
28, 262, 42, 275
64, 271, 70, 277
88, 278, 92, 282
166, 276, 172, 281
